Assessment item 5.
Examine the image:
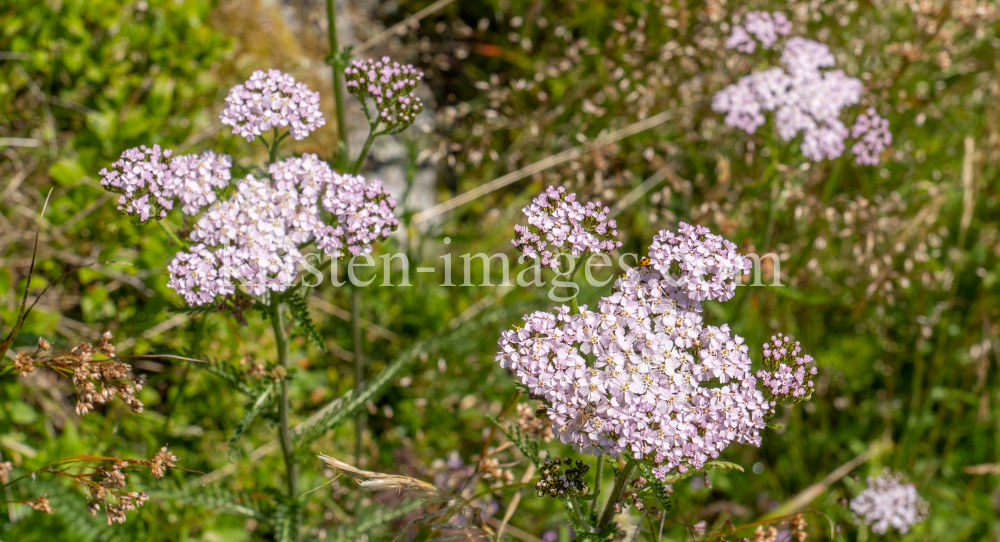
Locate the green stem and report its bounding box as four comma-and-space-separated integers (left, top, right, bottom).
352, 286, 366, 466
597, 458, 637, 530
761, 174, 780, 252
326, 0, 348, 158
157, 220, 186, 248
352, 124, 379, 175
568, 498, 597, 533
269, 128, 281, 164
565, 255, 587, 314
268, 296, 300, 503
591, 454, 604, 516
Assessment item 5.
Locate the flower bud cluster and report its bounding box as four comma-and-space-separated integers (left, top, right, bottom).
345, 57, 425, 132
28, 497, 53, 513
70, 334, 146, 417
512, 186, 622, 271
478, 447, 516, 486
713, 14, 890, 164
535, 457, 590, 499
756, 333, 817, 411
220, 69, 325, 141
850, 469, 929, 534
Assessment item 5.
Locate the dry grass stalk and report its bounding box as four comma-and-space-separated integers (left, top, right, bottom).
318, 454, 450, 504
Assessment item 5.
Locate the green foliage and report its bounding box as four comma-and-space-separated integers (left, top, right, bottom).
157, 486, 269, 520
202, 356, 262, 397
487, 414, 540, 465
329, 499, 423, 541
650, 480, 673, 514
294, 305, 525, 448
286, 289, 326, 352
1, 0, 229, 159
228, 383, 277, 456
273, 500, 299, 542
3, 0, 1000, 540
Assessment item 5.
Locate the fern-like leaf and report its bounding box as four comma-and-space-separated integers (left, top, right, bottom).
650, 479, 673, 513
201, 357, 257, 395
293, 342, 422, 447
486, 415, 540, 465
273, 501, 298, 542
329, 499, 423, 541
287, 289, 326, 351
155, 486, 269, 519
293, 306, 525, 448
228, 383, 277, 456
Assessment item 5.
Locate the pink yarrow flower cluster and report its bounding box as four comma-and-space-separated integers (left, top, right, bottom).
512, 186, 622, 271
714, 15, 890, 164
99, 146, 232, 223
850, 469, 929, 534
756, 333, 816, 414
850, 108, 893, 166
725, 11, 792, 52
647, 223, 751, 302
498, 224, 811, 481
100, 70, 400, 306
168, 154, 398, 304
345, 57, 425, 132
220, 69, 325, 142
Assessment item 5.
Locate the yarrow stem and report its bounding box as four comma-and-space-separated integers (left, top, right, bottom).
352, 286, 366, 466
591, 454, 604, 515
566, 256, 586, 315
352, 124, 379, 175
597, 457, 637, 529
268, 296, 300, 506
156, 220, 185, 249
269, 128, 284, 164
569, 497, 597, 533
325, 0, 348, 158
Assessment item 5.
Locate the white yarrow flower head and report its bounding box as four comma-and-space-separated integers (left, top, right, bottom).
498, 224, 814, 481
512, 186, 622, 271
345, 57, 425, 133
220, 69, 326, 142
850, 469, 929, 534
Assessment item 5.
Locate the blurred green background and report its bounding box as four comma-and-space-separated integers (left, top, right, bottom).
2, 0, 999, 540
